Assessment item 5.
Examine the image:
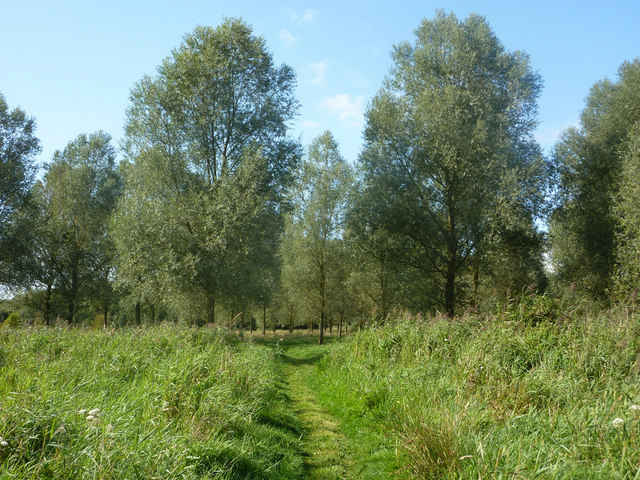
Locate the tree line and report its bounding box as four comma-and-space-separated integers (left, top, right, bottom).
1, 14, 639, 340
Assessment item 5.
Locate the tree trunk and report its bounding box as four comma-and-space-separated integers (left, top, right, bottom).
472, 264, 479, 310
339, 312, 343, 338
135, 301, 141, 325
329, 315, 333, 334
445, 191, 457, 318
206, 295, 215, 324
319, 310, 325, 345
445, 260, 456, 318
67, 298, 75, 326
288, 306, 294, 334
262, 303, 266, 336
44, 283, 52, 327
103, 299, 108, 329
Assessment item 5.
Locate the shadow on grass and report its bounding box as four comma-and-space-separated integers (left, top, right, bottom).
249, 334, 342, 348
280, 352, 325, 366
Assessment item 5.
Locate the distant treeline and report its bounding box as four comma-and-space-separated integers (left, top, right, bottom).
1, 14, 639, 334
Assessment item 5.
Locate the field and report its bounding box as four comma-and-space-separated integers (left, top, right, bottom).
2, 309, 640, 479
0, 326, 304, 479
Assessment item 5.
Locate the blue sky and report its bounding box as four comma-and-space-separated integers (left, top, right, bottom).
1, 0, 639, 166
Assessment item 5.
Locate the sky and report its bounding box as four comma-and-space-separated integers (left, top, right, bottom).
1, 0, 639, 167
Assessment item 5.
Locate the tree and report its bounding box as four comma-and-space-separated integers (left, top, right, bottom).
0, 93, 40, 285
43, 132, 120, 324
354, 11, 545, 316
550, 59, 640, 304
281, 131, 353, 344
614, 123, 640, 299
121, 19, 300, 323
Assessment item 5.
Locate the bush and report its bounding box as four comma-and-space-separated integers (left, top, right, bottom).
2, 312, 21, 328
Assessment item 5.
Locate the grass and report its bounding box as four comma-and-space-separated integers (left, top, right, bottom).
311, 309, 640, 479
4, 308, 640, 478
277, 336, 351, 479
0, 324, 305, 479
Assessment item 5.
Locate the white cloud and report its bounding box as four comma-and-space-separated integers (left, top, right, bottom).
344, 68, 369, 89
279, 30, 298, 49
320, 94, 365, 129
285, 8, 319, 25
535, 121, 577, 152
307, 61, 327, 87
302, 120, 321, 128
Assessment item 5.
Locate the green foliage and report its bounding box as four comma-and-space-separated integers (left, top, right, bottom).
498, 291, 562, 325
0, 325, 304, 478
0, 92, 40, 285
120, 19, 300, 324
280, 131, 353, 343
614, 121, 640, 299
34, 132, 121, 324
2, 312, 21, 328
551, 59, 640, 304
312, 311, 640, 478
353, 11, 545, 316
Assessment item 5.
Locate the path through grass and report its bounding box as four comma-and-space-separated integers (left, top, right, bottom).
254, 335, 352, 479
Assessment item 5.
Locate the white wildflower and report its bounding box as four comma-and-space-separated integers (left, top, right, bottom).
0, 436, 7, 447
78, 409, 87, 415
88, 408, 101, 416
86, 415, 95, 422
612, 417, 624, 427
630, 404, 640, 412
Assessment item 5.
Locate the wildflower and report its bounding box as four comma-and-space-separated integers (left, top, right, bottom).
0, 436, 7, 447
630, 404, 640, 412
612, 417, 624, 427
88, 408, 101, 416
78, 409, 87, 415
86, 415, 95, 422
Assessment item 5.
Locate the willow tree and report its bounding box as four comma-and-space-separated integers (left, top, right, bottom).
550, 59, 640, 304
43, 132, 120, 324
355, 12, 545, 316
615, 123, 640, 299
0, 93, 40, 285
119, 19, 299, 323
281, 132, 353, 344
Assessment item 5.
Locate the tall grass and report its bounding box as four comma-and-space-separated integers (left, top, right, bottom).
313, 307, 640, 478
0, 324, 303, 479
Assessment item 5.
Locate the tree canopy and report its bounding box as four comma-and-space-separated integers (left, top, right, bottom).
353, 11, 545, 316
118, 19, 300, 324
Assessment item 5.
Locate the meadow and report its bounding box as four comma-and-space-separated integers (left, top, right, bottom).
311, 306, 640, 479
0, 325, 304, 479
2, 304, 640, 479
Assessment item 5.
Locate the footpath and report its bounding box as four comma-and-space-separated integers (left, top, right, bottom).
277, 337, 352, 479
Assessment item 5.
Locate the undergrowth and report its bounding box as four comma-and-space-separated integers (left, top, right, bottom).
312, 307, 640, 479
0, 324, 304, 479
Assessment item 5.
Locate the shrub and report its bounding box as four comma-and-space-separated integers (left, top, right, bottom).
2, 312, 21, 328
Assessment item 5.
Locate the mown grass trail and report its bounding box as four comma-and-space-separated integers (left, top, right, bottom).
282, 338, 351, 479
254, 335, 352, 479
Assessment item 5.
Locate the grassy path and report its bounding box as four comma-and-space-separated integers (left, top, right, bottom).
277, 337, 352, 479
